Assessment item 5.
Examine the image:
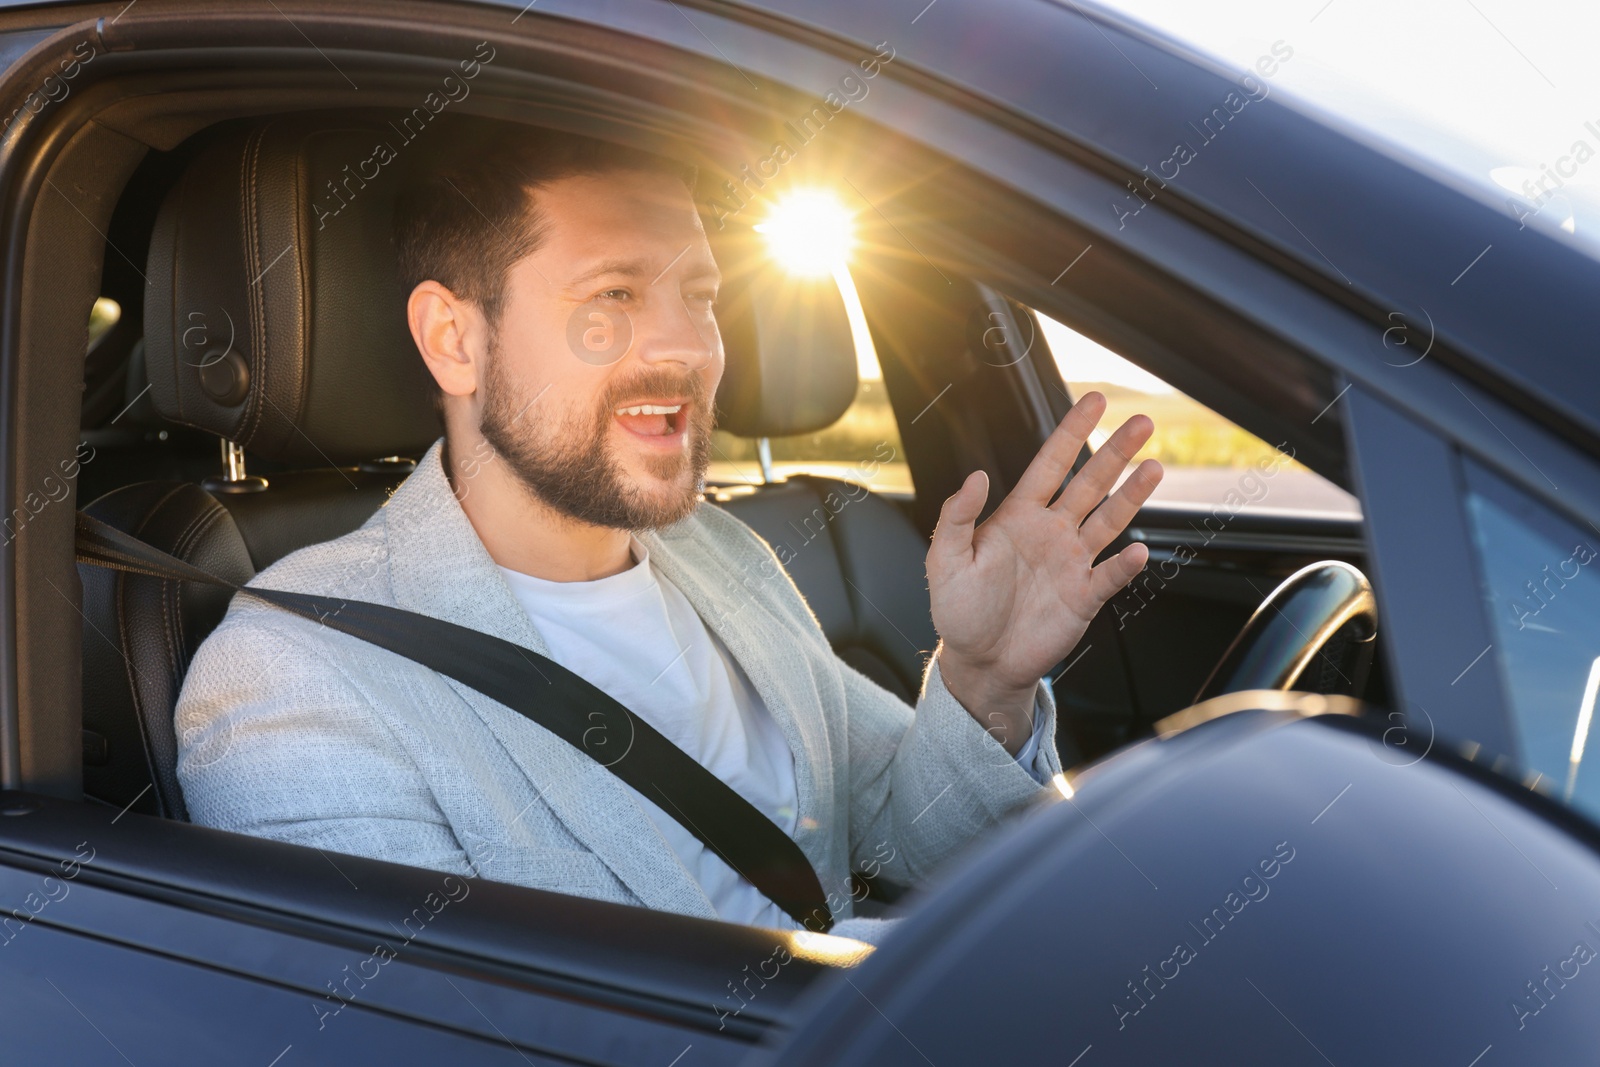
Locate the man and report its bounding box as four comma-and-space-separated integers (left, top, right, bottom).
174, 129, 1163, 942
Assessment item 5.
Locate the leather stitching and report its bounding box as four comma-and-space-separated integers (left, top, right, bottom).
120, 484, 194, 818
290, 128, 310, 441
242, 126, 269, 446
168, 500, 226, 668
158, 500, 208, 682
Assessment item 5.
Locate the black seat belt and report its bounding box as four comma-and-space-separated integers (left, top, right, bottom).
75, 510, 833, 932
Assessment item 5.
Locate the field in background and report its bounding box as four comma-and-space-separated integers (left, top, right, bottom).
1064, 382, 1357, 514
707, 379, 1358, 515
1082, 383, 1303, 470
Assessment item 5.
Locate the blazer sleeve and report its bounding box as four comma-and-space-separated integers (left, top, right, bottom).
841, 651, 1062, 884
175, 613, 477, 879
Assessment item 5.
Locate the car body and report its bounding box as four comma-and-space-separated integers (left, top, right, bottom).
0, 0, 1596, 1063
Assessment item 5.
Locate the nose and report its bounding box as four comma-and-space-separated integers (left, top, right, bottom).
634, 291, 718, 373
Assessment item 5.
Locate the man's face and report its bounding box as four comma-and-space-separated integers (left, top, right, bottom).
478, 169, 722, 531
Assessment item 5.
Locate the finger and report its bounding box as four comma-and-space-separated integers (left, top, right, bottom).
928, 469, 989, 571
1050, 413, 1155, 524
1009, 391, 1106, 506
1079, 458, 1164, 556
1088, 541, 1150, 605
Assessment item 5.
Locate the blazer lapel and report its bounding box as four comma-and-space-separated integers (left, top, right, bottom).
379, 441, 715, 919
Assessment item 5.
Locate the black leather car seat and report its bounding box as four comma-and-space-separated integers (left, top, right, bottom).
80, 483, 252, 819
80, 115, 439, 817
78, 114, 936, 821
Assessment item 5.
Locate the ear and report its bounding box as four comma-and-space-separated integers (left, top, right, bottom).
407, 280, 487, 401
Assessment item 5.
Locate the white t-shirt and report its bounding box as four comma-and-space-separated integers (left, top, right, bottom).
499, 539, 801, 928
498, 538, 1051, 929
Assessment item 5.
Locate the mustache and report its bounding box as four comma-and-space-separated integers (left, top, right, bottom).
601, 368, 711, 413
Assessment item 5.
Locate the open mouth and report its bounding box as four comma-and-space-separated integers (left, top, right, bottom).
613, 400, 689, 441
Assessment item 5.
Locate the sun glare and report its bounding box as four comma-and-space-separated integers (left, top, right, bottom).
755, 190, 855, 276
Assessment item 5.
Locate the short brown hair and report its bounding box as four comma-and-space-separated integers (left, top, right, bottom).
393, 121, 698, 331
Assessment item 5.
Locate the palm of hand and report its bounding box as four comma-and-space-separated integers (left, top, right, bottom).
928, 391, 1164, 709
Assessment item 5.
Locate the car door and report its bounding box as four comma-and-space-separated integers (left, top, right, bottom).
0, 787, 829, 1065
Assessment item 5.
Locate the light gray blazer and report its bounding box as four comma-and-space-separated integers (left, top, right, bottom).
175, 439, 1061, 933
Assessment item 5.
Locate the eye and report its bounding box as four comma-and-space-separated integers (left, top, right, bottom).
595, 287, 632, 303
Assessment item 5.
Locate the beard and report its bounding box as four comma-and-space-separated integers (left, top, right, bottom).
478, 351, 713, 532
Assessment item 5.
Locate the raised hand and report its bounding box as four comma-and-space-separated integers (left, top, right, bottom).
927, 391, 1164, 755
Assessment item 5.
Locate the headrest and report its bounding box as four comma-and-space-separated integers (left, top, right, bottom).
146, 115, 855, 453
714, 268, 858, 439
144, 115, 439, 465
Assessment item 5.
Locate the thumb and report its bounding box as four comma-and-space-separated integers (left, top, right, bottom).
929, 469, 989, 569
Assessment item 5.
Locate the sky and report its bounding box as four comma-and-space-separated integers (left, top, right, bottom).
1037, 312, 1173, 393
1090, 0, 1600, 257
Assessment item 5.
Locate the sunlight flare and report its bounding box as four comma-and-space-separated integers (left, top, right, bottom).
755, 190, 855, 276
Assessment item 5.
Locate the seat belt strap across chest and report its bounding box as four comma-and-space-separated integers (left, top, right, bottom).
74, 509, 834, 932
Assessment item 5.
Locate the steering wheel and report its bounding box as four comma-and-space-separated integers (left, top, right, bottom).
1193, 561, 1378, 703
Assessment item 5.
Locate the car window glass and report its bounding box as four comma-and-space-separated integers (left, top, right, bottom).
708, 267, 911, 497
1462, 457, 1600, 816
1035, 310, 1359, 516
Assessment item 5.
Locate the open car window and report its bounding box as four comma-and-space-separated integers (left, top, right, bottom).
1035, 309, 1360, 518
